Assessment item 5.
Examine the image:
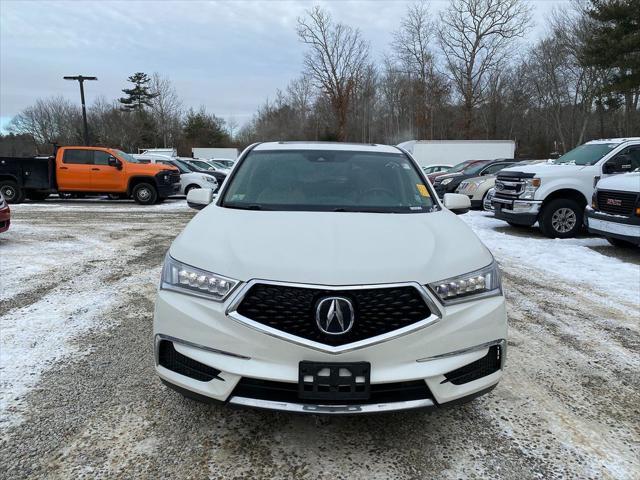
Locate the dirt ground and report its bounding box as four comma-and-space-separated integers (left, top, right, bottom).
1, 199, 638, 479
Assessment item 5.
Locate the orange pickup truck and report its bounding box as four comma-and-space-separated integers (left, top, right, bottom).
0, 146, 180, 204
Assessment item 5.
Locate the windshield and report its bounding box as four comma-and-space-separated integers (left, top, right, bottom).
554, 144, 617, 166
173, 159, 197, 172
115, 150, 143, 164
448, 161, 475, 173
190, 160, 213, 170
222, 150, 437, 213
462, 161, 490, 175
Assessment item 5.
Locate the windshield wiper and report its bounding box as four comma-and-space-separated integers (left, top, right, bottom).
225, 204, 267, 210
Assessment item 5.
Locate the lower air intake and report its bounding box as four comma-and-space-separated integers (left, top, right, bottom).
444, 344, 502, 385
158, 340, 222, 382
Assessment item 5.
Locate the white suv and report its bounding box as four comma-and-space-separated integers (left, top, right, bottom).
153, 142, 506, 414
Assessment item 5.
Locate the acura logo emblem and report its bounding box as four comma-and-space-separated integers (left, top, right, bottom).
315, 297, 355, 335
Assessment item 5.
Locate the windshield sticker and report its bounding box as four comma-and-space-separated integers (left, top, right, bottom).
416, 184, 430, 197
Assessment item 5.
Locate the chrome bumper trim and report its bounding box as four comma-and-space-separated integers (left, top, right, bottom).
416, 339, 506, 366
228, 396, 435, 414
154, 334, 251, 365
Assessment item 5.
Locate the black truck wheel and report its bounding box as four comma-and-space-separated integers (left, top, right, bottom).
0, 181, 25, 204
539, 198, 583, 239
132, 183, 158, 205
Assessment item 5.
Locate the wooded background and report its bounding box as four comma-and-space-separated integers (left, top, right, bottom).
2, 0, 638, 158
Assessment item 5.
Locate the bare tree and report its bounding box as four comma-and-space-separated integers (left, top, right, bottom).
392, 1, 438, 139
297, 7, 369, 141
9, 96, 82, 147
438, 0, 532, 136
149, 73, 182, 147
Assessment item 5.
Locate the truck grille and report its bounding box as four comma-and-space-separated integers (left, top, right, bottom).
235, 283, 432, 347
494, 176, 525, 197
597, 190, 638, 216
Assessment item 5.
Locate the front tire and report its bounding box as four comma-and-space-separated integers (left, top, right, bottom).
539, 198, 583, 238
0, 181, 25, 204
132, 183, 158, 205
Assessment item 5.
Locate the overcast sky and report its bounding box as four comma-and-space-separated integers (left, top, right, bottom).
0, 0, 570, 132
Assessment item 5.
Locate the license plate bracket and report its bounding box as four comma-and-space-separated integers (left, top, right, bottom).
298, 361, 371, 401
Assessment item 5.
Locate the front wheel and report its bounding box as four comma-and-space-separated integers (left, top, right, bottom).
0, 181, 25, 204
132, 183, 158, 205
539, 198, 583, 238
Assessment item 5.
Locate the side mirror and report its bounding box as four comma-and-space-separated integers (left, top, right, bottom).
187, 188, 214, 210
108, 156, 122, 169
443, 193, 471, 215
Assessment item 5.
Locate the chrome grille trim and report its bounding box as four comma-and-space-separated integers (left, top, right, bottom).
225, 279, 442, 354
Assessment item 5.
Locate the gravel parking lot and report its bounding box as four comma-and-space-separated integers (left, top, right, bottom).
1, 199, 638, 479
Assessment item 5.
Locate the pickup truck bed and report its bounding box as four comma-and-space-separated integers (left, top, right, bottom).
0, 156, 55, 202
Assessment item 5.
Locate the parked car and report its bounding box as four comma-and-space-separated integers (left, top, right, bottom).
585, 172, 640, 247
0, 192, 10, 233
210, 158, 235, 168
422, 164, 452, 175
426, 160, 478, 184
0, 147, 180, 205
184, 159, 217, 171
154, 141, 506, 414
457, 160, 545, 209
136, 155, 218, 195
207, 160, 232, 174
180, 159, 228, 186
492, 137, 640, 238
432, 159, 518, 198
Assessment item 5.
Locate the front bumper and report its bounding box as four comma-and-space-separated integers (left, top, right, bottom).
157, 182, 181, 197
153, 282, 507, 414
585, 206, 640, 245
492, 198, 541, 226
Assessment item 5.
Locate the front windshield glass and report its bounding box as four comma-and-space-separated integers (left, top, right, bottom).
462, 161, 490, 175
448, 161, 474, 173
190, 160, 213, 170
174, 159, 196, 172
222, 149, 437, 213
115, 150, 143, 163
554, 144, 617, 166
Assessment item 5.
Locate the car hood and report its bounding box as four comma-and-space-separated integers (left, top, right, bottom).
597, 172, 640, 192
500, 163, 589, 178
432, 172, 463, 183
169, 207, 493, 285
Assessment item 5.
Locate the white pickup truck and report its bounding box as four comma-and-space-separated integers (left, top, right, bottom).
491, 137, 640, 238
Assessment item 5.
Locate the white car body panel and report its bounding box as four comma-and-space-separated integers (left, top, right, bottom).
154, 141, 507, 413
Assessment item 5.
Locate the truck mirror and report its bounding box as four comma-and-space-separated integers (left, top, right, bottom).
108, 156, 122, 169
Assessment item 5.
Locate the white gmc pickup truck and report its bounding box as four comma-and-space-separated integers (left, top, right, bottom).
491, 137, 640, 238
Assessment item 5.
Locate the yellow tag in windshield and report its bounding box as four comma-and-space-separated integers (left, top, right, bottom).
416, 184, 430, 197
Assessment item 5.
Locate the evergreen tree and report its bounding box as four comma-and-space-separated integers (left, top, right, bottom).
583, 0, 640, 94
183, 107, 230, 147
119, 72, 158, 111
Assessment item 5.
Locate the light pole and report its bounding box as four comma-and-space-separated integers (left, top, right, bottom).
63, 75, 97, 146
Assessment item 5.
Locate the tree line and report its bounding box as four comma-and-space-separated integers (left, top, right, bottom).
3, 0, 639, 159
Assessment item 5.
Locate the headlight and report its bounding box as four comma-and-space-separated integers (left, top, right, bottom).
441, 178, 453, 185
520, 178, 541, 200
206, 176, 217, 183
428, 261, 502, 305
161, 255, 238, 301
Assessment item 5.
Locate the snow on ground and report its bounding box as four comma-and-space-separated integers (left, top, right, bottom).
462, 211, 640, 308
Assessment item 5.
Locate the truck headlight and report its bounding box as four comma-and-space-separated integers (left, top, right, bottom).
161, 255, 238, 301
520, 178, 541, 200
428, 261, 502, 305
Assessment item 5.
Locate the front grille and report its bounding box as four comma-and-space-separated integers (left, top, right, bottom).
158, 340, 222, 382
494, 177, 525, 197
444, 345, 502, 385
232, 377, 432, 405
169, 172, 181, 184
597, 190, 638, 216
235, 283, 431, 346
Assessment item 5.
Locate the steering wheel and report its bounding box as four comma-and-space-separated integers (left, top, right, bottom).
357, 187, 395, 202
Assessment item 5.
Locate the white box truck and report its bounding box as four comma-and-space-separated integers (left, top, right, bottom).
397, 140, 516, 167
192, 147, 238, 161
